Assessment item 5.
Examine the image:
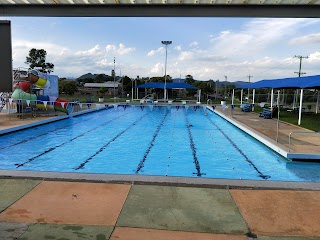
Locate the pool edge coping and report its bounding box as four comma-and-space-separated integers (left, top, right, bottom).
0, 170, 319, 190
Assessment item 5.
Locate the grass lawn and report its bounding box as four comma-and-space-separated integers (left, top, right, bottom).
253, 105, 320, 132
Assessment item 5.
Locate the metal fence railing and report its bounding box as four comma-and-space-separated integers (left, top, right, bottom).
288, 131, 320, 153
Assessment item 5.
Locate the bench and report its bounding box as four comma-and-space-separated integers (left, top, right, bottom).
259, 108, 272, 119
241, 103, 251, 112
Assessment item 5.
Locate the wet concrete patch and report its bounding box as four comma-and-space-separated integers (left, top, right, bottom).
117, 185, 248, 234
231, 190, 320, 236
16, 223, 113, 240
110, 227, 247, 240
0, 181, 131, 225
0, 179, 40, 212
0, 222, 28, 240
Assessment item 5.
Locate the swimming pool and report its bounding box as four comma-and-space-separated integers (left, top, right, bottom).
0, 105, 319, 182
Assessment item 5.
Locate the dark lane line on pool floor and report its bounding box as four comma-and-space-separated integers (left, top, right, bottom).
75, 112, 149, 170
14, 112, 130, 168
184, 111, 203, 177
135, 110, 169, 174
206, 116, 270, 180
0, 111, 104, 151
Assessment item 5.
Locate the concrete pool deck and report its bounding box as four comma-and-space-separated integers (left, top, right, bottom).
0, 179, 319, 240
0, 105, 319, 239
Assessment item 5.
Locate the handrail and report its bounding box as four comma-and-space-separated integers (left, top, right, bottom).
288, 131, 320, 152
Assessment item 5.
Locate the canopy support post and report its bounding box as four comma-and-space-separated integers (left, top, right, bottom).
276, 90, 280, 143
298, 89, 303, 125
316, 90, 319, 114
232, 89, 234, 105
131, 87, 133, 101
240, 89, 243, 107
270, 88, 274, 110
252, 89, 255, 111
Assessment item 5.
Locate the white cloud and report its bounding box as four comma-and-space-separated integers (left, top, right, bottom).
211, 19, 320, 56
174, 45, 182, 51
147, 47, 164, 57
189, 41, 199, 47
106, 43, 135, 55
177, 51, 194, 61
150, 63, 163, 74
75, 45, 102, 57
289, 33, 320, 45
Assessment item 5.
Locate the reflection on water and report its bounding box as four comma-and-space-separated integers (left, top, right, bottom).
286, 161, 320, 182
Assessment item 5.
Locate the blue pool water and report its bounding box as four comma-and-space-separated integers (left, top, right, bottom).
0, 106, 319, 182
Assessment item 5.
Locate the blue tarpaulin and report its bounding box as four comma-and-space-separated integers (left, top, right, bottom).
239, 75, 320, 89
135, 82, 198, 89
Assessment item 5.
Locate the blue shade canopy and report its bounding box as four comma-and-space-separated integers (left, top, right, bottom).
168, 82, 198, 89
135, 82, 164, 89
239, 75, 320, 89
135, 82, 198, 89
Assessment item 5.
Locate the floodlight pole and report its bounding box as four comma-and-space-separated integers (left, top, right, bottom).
162, 41, 172, 102
113, 57, 116, 103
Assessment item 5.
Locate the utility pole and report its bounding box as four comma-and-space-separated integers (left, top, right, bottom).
215, 79, 219, 100
294, 55, 308, 77
247, 74, 253, 102
224, 75, 227, 98
293, 55, 308, 109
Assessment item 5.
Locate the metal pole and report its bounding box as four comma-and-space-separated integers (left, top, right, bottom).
270, 89, 274, 110
161, 41, 172, 102
316, 91, 319, 114
298, 89, 303, 125
232, 89, 234, 105
276, 90, 280, 143
215, 80, 219, 100
113, 57, 116, 103
240, 89, 243, 106
252, 89, 255, 111
164, 45, 168, 101
131, 79, 133, 101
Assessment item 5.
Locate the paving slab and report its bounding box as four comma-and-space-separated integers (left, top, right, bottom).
257, 237, 320, 240
0, 222, 28, 240
0, 179, 40, 212
0, 181, 131, 226
117, 185, 248, 234
16, 223, 113, 240
230, 190, 320, 236
110, 227, 247, 240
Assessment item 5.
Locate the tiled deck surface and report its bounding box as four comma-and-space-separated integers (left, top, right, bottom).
0, 179, 320, 240
0, 107, 319, 239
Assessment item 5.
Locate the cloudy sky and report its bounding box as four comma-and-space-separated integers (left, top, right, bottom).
2, 17, 320, 82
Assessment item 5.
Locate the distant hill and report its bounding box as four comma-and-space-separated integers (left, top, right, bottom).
172, 78, 247, 88
217, 81, 248, 88
77, 73, 110, 80
172, 78, 186, 83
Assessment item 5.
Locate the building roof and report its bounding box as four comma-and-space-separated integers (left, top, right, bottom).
84, 82, 119, 88
0, 2, 319, 18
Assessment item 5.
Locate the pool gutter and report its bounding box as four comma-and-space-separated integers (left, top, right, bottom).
0, 105, 108, 136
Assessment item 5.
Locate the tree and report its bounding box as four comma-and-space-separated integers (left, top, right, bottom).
25, 48, 54, 73
185, 75, 195, 84
59, 80, 77, 95
98, 87, 107, 97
